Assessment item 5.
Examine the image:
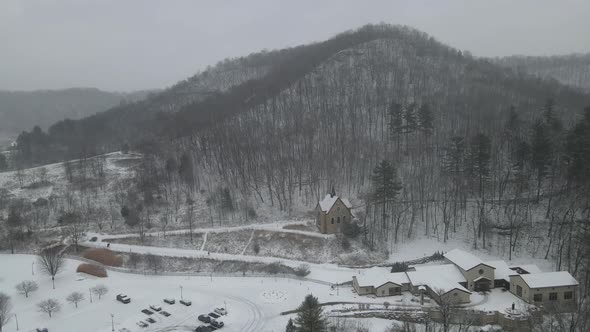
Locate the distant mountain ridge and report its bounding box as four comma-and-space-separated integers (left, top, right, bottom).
494, 53, 590, 92
13, 24, 590, 167
0, 87, 156, 147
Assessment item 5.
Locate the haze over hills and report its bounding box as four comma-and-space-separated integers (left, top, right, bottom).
494, 53, 590, 92
7, 24, 590, 237
0, 88, 156, 148
3, 23, 590, 331
14, 25, 590, 163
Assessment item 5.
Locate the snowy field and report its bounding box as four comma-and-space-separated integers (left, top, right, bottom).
0, 254, 394, 332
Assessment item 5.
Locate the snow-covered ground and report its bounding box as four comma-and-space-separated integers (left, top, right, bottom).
0, 254, 393, 332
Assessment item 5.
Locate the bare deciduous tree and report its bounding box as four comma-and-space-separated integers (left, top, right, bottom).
146, 254, 163, 274
127, 252, 142, 269
0, 293, 12, 332
15, 280, 38, 298
66, 292, 85, 308
37, 249, 65, 289
37, 298, 61, 318
91, 285, 108, 300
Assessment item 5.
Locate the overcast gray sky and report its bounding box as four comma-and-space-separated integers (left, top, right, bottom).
1, 0, 589, 92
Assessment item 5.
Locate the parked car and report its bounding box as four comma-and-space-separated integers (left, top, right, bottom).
136, 321, 148, 328
149, 304, 162, 311
180, 299, 192, 306
141, 309, 153, 315
163, 298, 175, 304
198, 314, 211, 323
118, 329, 131, 332
36, 329, 48, 332
159, 310, 171, 317
146, 317, 156, 324
208, 312, 220, 319
214, 307, 227, 316
210, 319, 224, 328
89, 236, 98, 242
116, 294, 131, 304
195, 326, 214, 332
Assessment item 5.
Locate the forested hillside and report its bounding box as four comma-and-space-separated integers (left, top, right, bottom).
0, 88, 154, 148
495, 53, 590, 92
7, 25, 590, 295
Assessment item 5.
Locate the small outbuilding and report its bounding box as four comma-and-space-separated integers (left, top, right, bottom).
315, 190, 352, 234
352, 267, 410, 297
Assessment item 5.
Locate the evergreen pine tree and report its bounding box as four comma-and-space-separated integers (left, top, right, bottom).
388, 102, 403, 140
221, 188, 234, 212
285, 318, 296, 332
178, 153, 194, 188
403, 103, 418, 132
543, 98, 563, 134
417, 103, 434, 133
371, 160, 402, 229
293, 294, 328, 332
442, 136, 465, 175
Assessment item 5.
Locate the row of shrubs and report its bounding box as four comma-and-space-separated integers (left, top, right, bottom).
390, 251, 446, 272
76, 263, 108, 277
76, 247, 312, 278
82, 248, 123, 267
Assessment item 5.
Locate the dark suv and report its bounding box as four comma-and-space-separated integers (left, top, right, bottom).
195, 326, 214, 332
198, 314, 211, 323
116, 294, 131, 304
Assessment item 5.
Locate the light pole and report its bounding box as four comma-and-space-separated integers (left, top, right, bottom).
110, 313, 114, 331
31, 261, 35, 275
15, 313, 19, 331
89, 288, 93, 303
180, 285, 183, 300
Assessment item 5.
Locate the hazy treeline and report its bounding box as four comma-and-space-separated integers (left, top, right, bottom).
495, 53, 590, 92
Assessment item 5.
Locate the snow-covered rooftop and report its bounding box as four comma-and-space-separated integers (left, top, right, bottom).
486, 260, 514, 282
354, 267, 409, 287
445, 249, 490, 271
406, 264, 470, 294
517, 271, 578, 289
318, 194, 352, 213
510, 264, 543, 275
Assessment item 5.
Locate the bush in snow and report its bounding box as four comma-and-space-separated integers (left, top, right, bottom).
82, 248, 123, 267
126, 252, 142, 269
253, 241, 260, 255
294, 264, 310, 277
431, 250, 445, 261
76, 263, 108, 277
341, 237, 351, 250
390, 262, 409, 273
341, 221, 362, 239
266, 262, 282, 274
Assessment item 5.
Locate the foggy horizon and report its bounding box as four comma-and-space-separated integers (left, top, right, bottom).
1, 0, 590, 92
